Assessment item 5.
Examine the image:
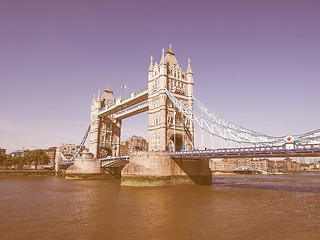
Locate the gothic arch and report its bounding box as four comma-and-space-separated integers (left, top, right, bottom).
169, 134, 184, 152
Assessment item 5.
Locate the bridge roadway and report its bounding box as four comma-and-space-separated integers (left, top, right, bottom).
98, 88, 148, 118
98, 143, 320, 169
113, 101, 149, 120
100, 156, 130, 168
171, 143, 320, 159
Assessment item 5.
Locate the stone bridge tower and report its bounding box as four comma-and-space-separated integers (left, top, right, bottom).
85, 46, 211, 185
148, 45, 194, 152
89, 88, 122, 158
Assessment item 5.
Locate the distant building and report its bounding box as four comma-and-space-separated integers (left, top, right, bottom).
11, 149, 29, 158
224, 158, 250, 169
128, 135, 148, 153
210, 158, 256, 172
59, 144, 88, 159
300, 163, 313, 171
289, 159, 300, 171
0, 148, 6, 155
209, 156, 318, 173
209, 158, 290, 173
248, 159, 268, 171
210, 160, 233, 172
60, 144, 77, 158
119, 136, 148, 156
268, 158, 300, 173
119, 142, 129, 156
44, 147, 57, 164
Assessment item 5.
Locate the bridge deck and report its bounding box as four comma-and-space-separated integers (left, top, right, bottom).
98, 88, 148, 117
113, 101, 149, 119
171, 144, 320, 159
100, 156, 130, 168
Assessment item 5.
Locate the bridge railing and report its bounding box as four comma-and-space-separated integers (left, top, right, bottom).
58, 126, 90, 166
100, 156, 130, 168
103, 88, 148, 109
118, 87, 148, 104
100, 156, 130, 161
171, 143, 320, 158
134, 87, 148, 97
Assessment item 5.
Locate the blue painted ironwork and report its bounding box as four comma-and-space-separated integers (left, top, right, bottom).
165, 88, 320, 146
59, 126, 91, 166
100, 156, 130, 168
171, 143, 320, 159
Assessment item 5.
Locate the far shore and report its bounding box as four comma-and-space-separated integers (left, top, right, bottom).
0, 169, 319, 178
0, 170, 57, 177
212, 170, 320, 175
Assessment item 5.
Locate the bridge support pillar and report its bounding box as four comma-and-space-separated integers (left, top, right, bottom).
121, 151, 212, 186
65, 157, 112, 179
54, 148, 61, 174
115, 119, 122, 157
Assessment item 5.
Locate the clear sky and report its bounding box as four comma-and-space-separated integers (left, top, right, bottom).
0, 0, 319, 152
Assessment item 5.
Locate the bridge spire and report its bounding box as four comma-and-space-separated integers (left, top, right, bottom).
148, 56, 154, 71
167, 44, 174, 55
186, 58, 193, 83
160, 48, 165, 64
186, 58, 193, 74
104, 87, 113, 94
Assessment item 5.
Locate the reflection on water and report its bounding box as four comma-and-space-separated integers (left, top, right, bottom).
0, 174, 319, 240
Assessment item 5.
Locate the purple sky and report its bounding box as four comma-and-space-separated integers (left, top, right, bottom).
1, 0, 320, 152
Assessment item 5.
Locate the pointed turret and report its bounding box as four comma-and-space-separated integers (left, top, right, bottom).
159, 48, 167, 75
186, 58, 193, 74
97, 90, 101, 101
104, 87, 114, 94
148, 56, 154, 72
165, 44, 179, 69
186, 58, 193, 83
167, 44, 174, 55
160, 48, 165, 65
101, 87, 115, 107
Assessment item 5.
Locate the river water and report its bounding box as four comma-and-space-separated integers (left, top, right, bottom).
0, 174, 319, 240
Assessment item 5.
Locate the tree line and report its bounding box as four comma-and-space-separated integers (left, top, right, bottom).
0, 149, 50, 170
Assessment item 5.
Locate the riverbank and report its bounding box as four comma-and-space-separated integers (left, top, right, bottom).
1, 170, 319, 178
212, 170, 320, 175
0, 170, 115, 179
0, 170, 57, 177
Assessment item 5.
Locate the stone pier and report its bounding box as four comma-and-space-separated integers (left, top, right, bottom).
121, 151, 212, 186
65, 157, 112, 179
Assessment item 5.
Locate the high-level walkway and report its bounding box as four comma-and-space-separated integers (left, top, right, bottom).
98, 88, 148, 119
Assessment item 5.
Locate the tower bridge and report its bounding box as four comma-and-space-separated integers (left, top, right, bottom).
89, 45, 195, 161
56, 45, 320, 185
